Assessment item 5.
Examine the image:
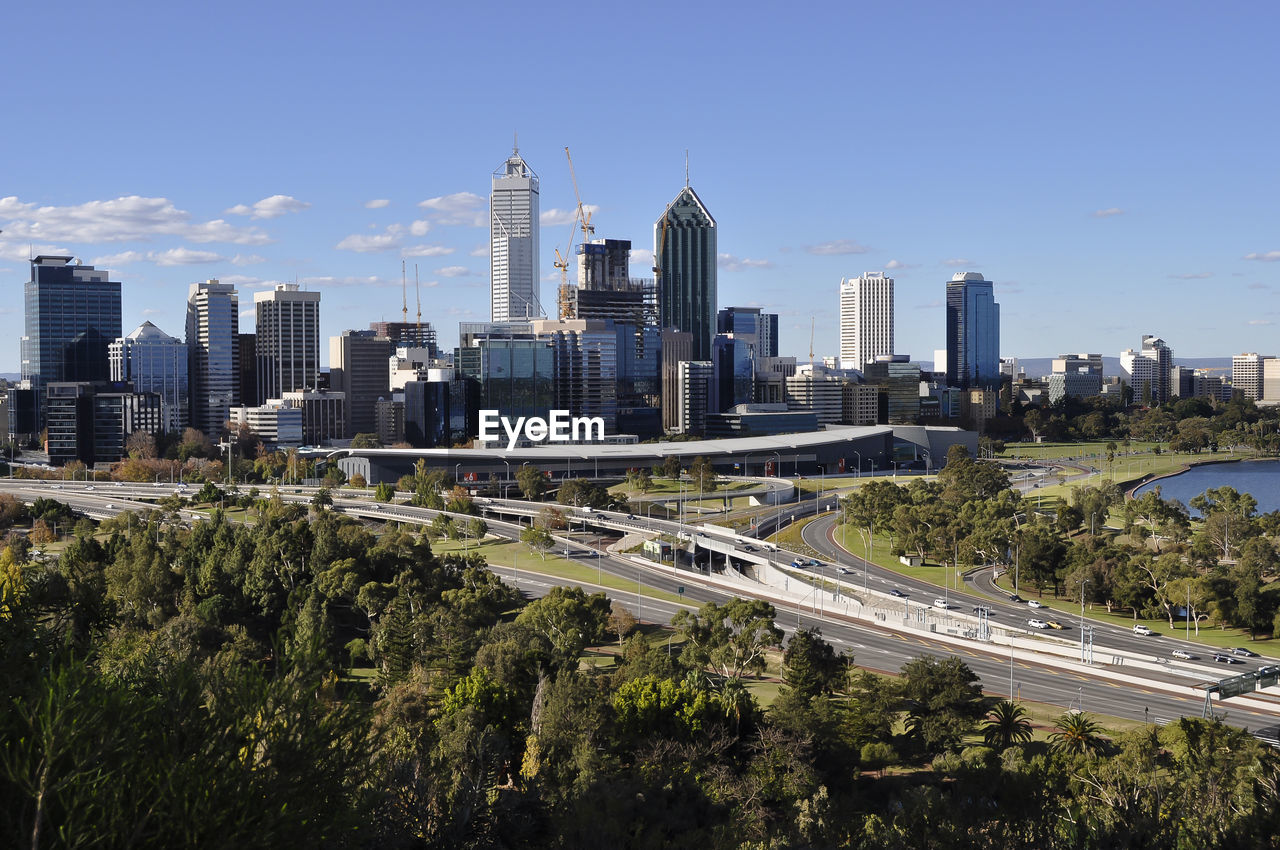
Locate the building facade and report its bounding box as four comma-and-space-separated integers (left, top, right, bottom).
839, 272, 894, 372
655, 185, 717, 361
491, 145, 541, 321
1233, 353, 1270, 401
109, 321, 189, 433
22, 256, 123, 429
255, 283, 321, 403
676, 360, 714, 436
1120, 335, 1173, 404
186, 279, 240, 438
944, 272, 1000, 389
330, 330, 394, 438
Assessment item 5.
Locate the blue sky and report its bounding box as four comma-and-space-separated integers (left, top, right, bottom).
2, 1, 1278, 372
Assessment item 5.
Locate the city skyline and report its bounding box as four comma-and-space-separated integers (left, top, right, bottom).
2, 3, 1278, 371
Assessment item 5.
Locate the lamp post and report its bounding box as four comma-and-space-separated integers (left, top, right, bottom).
853, 450, 861, 479
769, 451, 782, 540
1080, 578, 1091, 662
455, 463, 462, 485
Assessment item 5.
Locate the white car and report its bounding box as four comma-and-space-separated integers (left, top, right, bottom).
1172, 649, 1195, 660
1027, 600, 1045, 609
1133, 624, 1154, 636
933, 598, 956, 610
1027, 619, 1049, 629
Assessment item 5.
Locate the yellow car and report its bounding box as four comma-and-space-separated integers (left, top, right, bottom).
1046, 620, 1066, 630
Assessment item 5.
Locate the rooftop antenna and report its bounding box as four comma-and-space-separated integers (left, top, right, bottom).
685, 149, 690, 187
809, 316, 815, 368
414, 264, 422, 335
401, 259, 408, 324
513, 131, 519, 155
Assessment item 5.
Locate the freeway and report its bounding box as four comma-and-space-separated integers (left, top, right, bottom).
5, 479, 1280, 729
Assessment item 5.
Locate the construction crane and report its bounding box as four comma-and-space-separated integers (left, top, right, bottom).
555, 146, 593, 320
401, 260, 408, 324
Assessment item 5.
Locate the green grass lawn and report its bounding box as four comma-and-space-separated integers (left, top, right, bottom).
831, 524, 967, 591
609, 478, 756, 498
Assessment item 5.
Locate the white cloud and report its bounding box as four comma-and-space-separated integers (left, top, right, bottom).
469, 245, 489, 258
336, 233, 400, 253
0, 195, 272, 245
231, 253, 266, 266
364, 199, 390, 209
409, 219, 431, 237
540, 205, 599, 227
153, 247, 226, 265
630, 247, 654, 267
1168, 272, 1212, 280
225, 194, 309, 219
1245, 251, 1280, 262
302, 275, 397, 288
403, 244, 454, 258
883, 259, 918, 270
141, 308, 164, 316
436, 265, 469, 278
805, 238, 869, 256
0, 242, 69, 262
1092, 207, 1125, 218
418, 192, 485, 226
943, 258, 978, 267
239, 308, 256, 319
90, 250, 148, 266
718, 253, 774, 272
1248, 319, 1274, 326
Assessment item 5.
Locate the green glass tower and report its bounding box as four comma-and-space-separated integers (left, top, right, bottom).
655, 185, 716, 361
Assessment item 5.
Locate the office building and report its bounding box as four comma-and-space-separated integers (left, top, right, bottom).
280, 389, 346, 446
842, 383, 880, 426
676, 360, 714, 436
46, 381, 162, 466
455, 322, 554, 435
655, 185, 717, 361
753, 356, 797, 406
660, 328, 694, 432
330, 330, 394, 438
491, 144, 540, 321
228, 401, 304, 448
718, 306, 779, 359
369, 321, 439, 359
1120, 335, 1173, 404
785, 364, 848, 425
374, 396, 405, 446
1233, 353, 1270, 401
21, 256, 123, 429
109, 321, 189, 433
839, 272, 894, 371
255, 283, 321, 403
186, 279, 240, 438
1052, 353, 1103, 376
1048, 370, 1103, 403
532, 319, 619, 434
713, 333, 754, 413
862, 355, 922, 424
945, 272, 1000, 389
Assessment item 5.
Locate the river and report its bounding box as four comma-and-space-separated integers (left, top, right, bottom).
1133, 458, 1280, 515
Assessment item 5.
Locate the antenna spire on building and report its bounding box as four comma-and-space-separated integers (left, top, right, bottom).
401, 259, 408, 324
414, 264, 422, 333
685, 149, 690, 187
513, 131, 519, 155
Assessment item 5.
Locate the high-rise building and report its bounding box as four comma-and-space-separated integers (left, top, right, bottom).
186, 279, 240, 438
368, 321, 438, 359
660, 329, 694, 432
1120, 335, 1173, 404
254, 283, 321, 403
712, 333, 754, 414
330, 330, 394, 438
109, 321, 189, 433
676, 360, 714, 436
577, 238, 632, 291
717, 306, 779, 359
839, 273, 894, 372
490, 144, 540, 321
944, 272, 1000, 389
862, 355, 922, 424
531, 319, 619, 434
1233, 353, 1270, 401
655, 185, 717, 361
455, 322, 555, 436
1052, 353, 1103, 376
46, 381, 162, 466
21, 255, 123, 428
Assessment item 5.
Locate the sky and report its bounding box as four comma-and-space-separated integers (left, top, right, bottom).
2, 1, 1278, 373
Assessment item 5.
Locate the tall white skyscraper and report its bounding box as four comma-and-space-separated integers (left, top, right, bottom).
839, 272, 894, 372
254, 283, 321, 403
490, 144, 540, 321
1233, 352, 1270, 401
186, 279, 239, 438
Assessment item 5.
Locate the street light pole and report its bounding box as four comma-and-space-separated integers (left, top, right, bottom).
1080, 578, 1091, 662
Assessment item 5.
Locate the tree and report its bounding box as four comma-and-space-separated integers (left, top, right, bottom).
626, 468, 652, 495
1050, 711, 1106, 756
311, 487, 333, 512
125, 430, 157, 460
781, 627, 845, 702
896, 655, 985, 755
689, 456, 718, 493
347, 473, 367, 489
607, 602, 638, 646
537, 506, 566, 531
516, 464, 548, 501
659, 455, 682, 480
349, 432, 381, 449
982, 700, 1033, 750
1190, 486, 1258, 561
374, 482, 395, 502
515, 585, 610, 663
520, 525, 553, 559
671, 599, 783, 679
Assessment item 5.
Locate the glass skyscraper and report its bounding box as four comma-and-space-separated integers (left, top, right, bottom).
490, 145, 540, 321
21, 255, 123, 427
944, 272, 1000, 390
109, 321, 189, 433
655, 185, 717, 361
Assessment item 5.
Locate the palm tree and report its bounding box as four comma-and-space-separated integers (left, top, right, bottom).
982, 700, 1033, 750
1050, 711, 1106, 756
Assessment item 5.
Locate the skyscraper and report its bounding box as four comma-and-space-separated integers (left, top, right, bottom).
1233, 352, 1270, 401
329, 330, 394, 437
490, 144, 540, 321
717, 306, 779, 359
655, 185, 717, 361
839, 272, 894, 372
944, 272, 1000, 389
254, 283, 321, 403
1120, 335, 1173, 404
21, 255, 123, 427
109, 321, 189, 433
186, 279, 240, 438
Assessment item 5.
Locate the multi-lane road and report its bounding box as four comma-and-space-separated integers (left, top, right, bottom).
5, 478, 1280, 730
